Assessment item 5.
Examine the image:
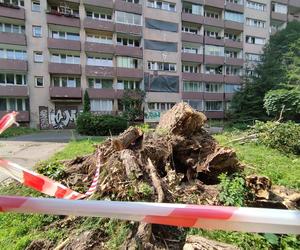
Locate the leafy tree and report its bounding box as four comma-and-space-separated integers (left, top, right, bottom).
83, 90, 91, 113
230, 21, 300, 121
120, 89, 145, 123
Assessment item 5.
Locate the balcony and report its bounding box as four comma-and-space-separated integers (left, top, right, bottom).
205, 55, 225, 65
182, 12, 204, 24
203, 92, 224, 100
115, 23, 142, 36
224, 20, 243, 31
205, 0, 225, 9
85, 42, 115, 54
290, 0, 300, 8
48, 63, 81, 75
0, 85, 28, 97
205, 111, 225, 119
48, 38, 81, 51
203, 74, 224, 82
49, 87, 82, 99
84, 0, 113, 9
116, 68, 143, 79
224, 39, 243, 49
204, 36, 224, 46
0, 111, 29, 122
83, 18, 114, 32
271, 12, 287, 22
0, 4, 25, 20
47, 12, 80, 27
224, 75, 241, 83
0, 32, 26, 46
182, 72, 203, 81
87, 88, 115, 99
85, 65, 115, 78
225, 93, 234, 100
115, 46, 143, 58
182, 92, 203, 99
225, 2, 244, 13
115, 0, 142, 15
0, 59, 27, 71
204, 17, 224, 28
225, 58, 244, 66
181, 53, 204, 63
182, 33, 204, 43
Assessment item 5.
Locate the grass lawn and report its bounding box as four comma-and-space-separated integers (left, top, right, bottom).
0, 127, 38, 138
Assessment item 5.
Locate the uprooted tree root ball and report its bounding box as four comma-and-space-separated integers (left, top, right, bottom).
32, 103, 299, 250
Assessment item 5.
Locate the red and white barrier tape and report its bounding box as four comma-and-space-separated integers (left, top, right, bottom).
0, 111, 18, 134
1, 196, 299, 234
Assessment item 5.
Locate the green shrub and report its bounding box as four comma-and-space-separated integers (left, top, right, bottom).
76, 112, 127, 136
251, 120, 300, 155
37, 161, 65, 181
218, 173, 247, 207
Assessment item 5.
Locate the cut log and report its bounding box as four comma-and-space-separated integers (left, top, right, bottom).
183, 235, 240, 250
120, 149, 143, 179
157, 102, 207, 136
246, 175, 272, 200
112, 126, 143, 151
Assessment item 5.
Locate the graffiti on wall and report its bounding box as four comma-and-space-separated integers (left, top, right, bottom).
39, 106, 78, 129
144, 110, 161, 122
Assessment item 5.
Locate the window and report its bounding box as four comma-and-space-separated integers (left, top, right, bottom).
34, 51, 43, 62
115, 11, 142, 26
246, 35, 265, 45
226, 66, 242, 75
147, 1, 176, 12
86, 11, 112, 21
182, 25, 199, 35
246, 18, 265, 28
0, 98, 28, 111
86, 34, 113, 44
182, 64, 199, 73
182, 3, 203, 15
226, 0, 243, 4
91, 99, 113, 112
87, 57, 113, 67
117, 37, 140, 47
148, 102, 175, 111
35, 76, 44, 87
225, 50, 240, 58
225, 84, 240, 93
205, 65, 223, 75
0, 23, 25, 34
117, 80, 140, 90
51, 54, 80, 64
182, 45, 202, 54
184, 100, 203, 111
246, 53, 261, 62
205, 83, 223, 93
51, 31, 80, 41
224, 33, 238, 41
123, 0, 139, 3
205, 30, 221, 39
272, 3, 287, 14
148, 61, 176, 72
1, 0, 24, 7
205, 101, 223, 111
88, 78, 113, 89
52, 76, 80, 88
31, 1, 40, 12
246, 1, 265, 11
0, 73, 26, 85
0, 48, 26, 60
32, 26, 42, 37
117, 57, 139, 68
224, 11, 244, 23
183, 81, 202, 92
205, 45, 224, 56
205, 11, 220, 19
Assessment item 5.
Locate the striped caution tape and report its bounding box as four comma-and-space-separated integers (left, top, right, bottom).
0, 196, 299, 234
0, 111, 19, 134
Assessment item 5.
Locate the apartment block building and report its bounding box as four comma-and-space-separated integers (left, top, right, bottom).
0, 0, 299, 128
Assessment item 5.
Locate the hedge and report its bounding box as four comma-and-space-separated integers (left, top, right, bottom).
76, 112, 128, 136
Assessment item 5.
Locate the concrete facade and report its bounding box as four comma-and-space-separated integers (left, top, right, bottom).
0, 0, 299, 128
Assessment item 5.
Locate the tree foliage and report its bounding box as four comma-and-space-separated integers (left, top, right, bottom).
120, 89, 145, 122
83, 90, 91, 113
230, 21, 300, 121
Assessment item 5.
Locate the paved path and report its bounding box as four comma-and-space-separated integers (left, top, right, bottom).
0, 130, 82, 182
